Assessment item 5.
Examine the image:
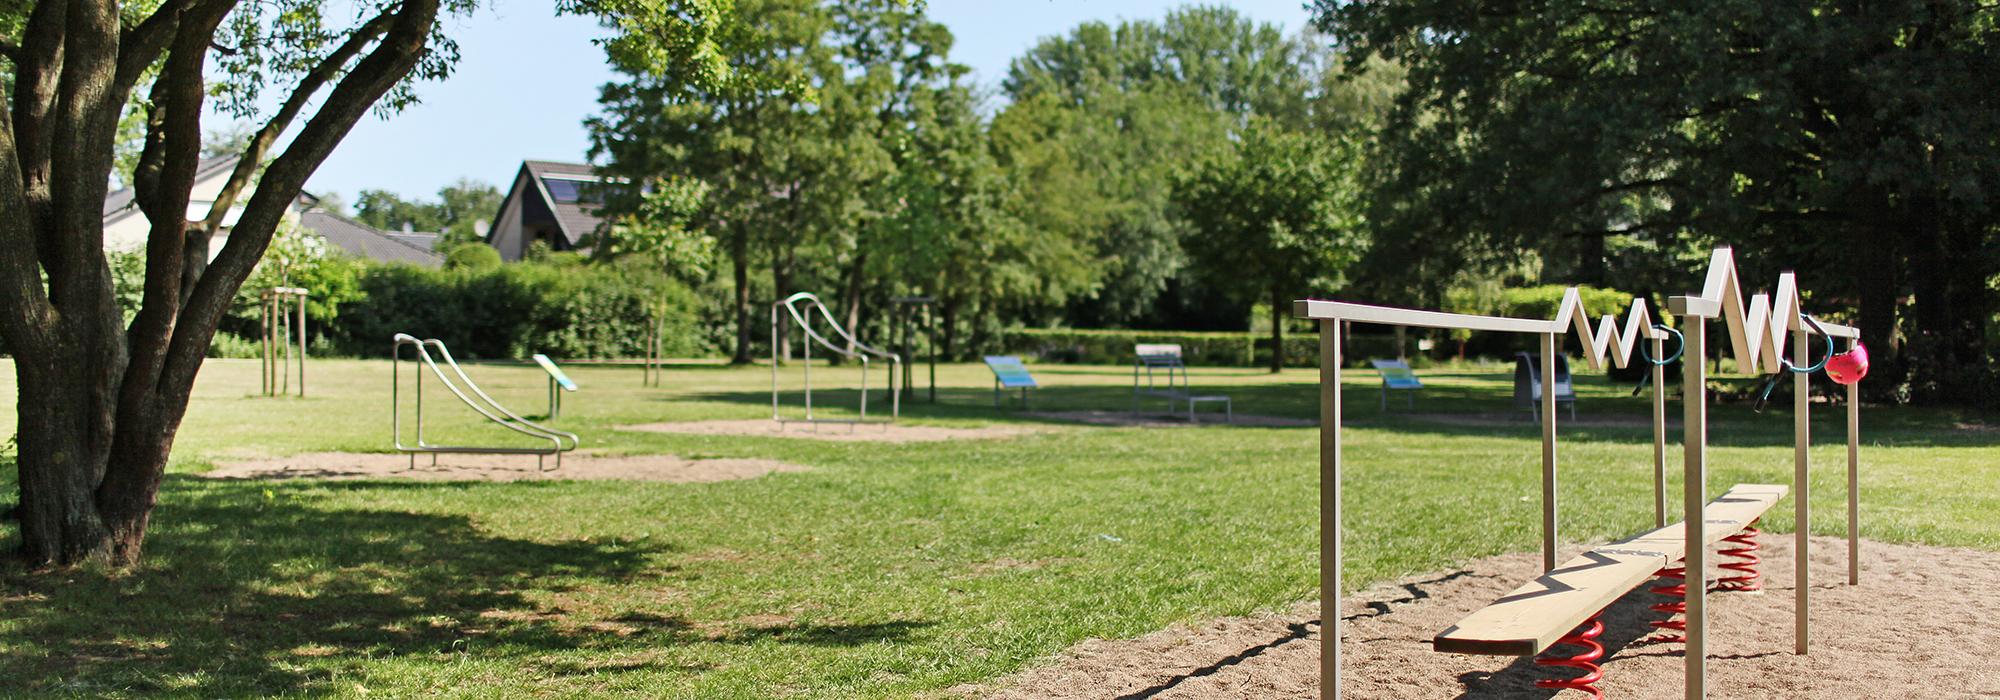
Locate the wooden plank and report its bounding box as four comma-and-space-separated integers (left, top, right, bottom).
1293, 299, 1556, 334
1433, 484, 1785, 656
1318, 319, 1342, 699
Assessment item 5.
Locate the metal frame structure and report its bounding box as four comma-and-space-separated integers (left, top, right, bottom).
1131, 344, 1189, 414
392, 333, 579, 471
260, 286, 308, 397
770, 292, 901, 428
1295, 247, 1862, 698
532, 353, 577, 418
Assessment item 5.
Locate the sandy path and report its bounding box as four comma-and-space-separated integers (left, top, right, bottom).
203, 451, 809, 483
965, 535, 2000, 699
618, 419, 1048, 443
1025, 411, 1314, 428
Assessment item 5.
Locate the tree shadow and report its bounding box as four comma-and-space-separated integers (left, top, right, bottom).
0, 476, 928, 696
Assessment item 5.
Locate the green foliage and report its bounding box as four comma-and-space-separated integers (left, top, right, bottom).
322, 259, 706, 359
443, 243, 503, 271
354, 179, 501, 247
1175, 119, 1369, 307
998, 328, 1319, 368
206, 332, 262, 359
1494, 285, 1635, 322
1315, 0, 2000, 404
231, 219, 368, 328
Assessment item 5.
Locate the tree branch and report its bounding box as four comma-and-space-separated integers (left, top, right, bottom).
159, 0, 443, 394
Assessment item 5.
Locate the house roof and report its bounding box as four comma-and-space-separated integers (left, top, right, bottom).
516, 160, 612, 247
102, 154, 241, 224
299, 209, 444, 267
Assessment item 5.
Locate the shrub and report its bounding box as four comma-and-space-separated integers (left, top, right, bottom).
444, 243, 503, 271
208, 332, 262, 359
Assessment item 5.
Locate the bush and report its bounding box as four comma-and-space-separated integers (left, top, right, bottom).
320, 258, 707, 360
998, 328, 1323, 367
444, 243, 503, 271
208, 332, 262, 359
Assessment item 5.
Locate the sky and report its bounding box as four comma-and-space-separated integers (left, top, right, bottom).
291, 0, 1317, 204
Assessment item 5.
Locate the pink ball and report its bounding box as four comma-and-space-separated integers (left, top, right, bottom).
1824, 342, 1869, 385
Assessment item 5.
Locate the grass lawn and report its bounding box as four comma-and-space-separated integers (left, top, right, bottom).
0, 356, 1995, 697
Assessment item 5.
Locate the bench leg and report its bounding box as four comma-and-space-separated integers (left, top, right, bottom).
1534, 613, 1606, 698
1717, 518, 1764, 591
1648, 561, 1689, 643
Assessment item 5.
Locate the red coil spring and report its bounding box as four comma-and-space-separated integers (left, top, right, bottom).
1534, 615, 1606, 699
1717, 519, 1763, 591
1647, 562, 1687, 643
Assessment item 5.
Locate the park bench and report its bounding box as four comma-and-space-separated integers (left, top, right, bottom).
1132, 343, 1232, 423
532, 353, 577, 418
983, 355, 1039, 408
1434, 484, 1783, 691
1369, 358, 1423, 411
1514, 352, 1577, 420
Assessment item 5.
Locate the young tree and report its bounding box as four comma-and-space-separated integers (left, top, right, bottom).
1174, 120, 1368, 372
0, 0, 735, 566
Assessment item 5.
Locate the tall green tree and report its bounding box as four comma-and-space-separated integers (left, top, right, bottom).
354, 178, 503, 247
1316, 0, 2000, 403
0, 0, 735, 565
1175, 120, 1368, 371
999, 5, 1318, 326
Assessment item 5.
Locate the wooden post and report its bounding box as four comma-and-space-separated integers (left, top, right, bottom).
1539, 333, 1558, 571
260, 294, 271, 396
1319, 318, 1342, 699
1846, 336, 1860, 585
296, 292, 307, 397
1682, 318, 1708, 699
1651, 336, 1667, 528
1793, 327, 1810, 655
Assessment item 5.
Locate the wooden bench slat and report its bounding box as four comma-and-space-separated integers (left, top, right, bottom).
1433, 483, 1785, 656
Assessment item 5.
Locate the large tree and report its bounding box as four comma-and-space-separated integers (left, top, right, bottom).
1174, 119, 1368, 372
0, 0, 734, 566
1316, 0, 2000, 404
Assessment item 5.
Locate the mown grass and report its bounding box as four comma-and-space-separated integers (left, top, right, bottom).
0, 356, 1994, 698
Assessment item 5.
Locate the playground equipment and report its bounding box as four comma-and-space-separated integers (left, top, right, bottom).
1368, 358, 1423, 411
891, 296, 938, 403
260, 286, 308, 397
1132, 344, 1232, 422
1513, 352, 1578, 420
1295, 247, 1863, 698
532, 353, 577, 418
770, 292, 901, 428
983, 355, 1039, 408
392, 334, 579, 470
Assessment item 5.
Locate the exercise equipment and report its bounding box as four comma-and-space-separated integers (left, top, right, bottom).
260, 286, 308, 397
532, 353, 577, 418
770, 292, 900, 428
1295, 247, 1864, 698
392, 334, 579, 470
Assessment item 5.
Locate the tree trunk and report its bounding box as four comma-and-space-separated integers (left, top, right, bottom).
730, 231, 752, 364
940, 296, 959, 361
772, 253, 792, 362
1268, 288, 1285, 373
841, 251, 869, 355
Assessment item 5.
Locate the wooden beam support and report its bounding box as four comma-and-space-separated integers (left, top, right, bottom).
1319, 318, 1342, 698
1683, 318, 1708, 700
1540, 333, 1558, 571
1794, 328, 1810, 655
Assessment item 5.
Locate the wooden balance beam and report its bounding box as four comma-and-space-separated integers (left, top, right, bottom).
1435, 483, 1785, 656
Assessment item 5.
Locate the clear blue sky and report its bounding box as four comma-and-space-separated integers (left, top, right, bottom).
294, 0, 1316, 204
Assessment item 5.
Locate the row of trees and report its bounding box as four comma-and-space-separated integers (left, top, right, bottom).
583, 2, 1392, 369
1314, 0, 2000, 404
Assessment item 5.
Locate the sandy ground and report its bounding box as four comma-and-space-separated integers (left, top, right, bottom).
1025, 411, 1315, 428
965, 535, 2000, 699
617, 419, 1048, 443
203, 451, 809, 483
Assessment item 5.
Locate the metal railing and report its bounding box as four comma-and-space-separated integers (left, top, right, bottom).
392, 333, 579, 470
770, 292, 901, 428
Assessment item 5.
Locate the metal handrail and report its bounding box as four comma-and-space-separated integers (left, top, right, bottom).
391, 333, 577, 469
771, 293, 900, 425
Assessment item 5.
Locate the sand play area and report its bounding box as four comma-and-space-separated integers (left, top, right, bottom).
967, 535, 2000, 699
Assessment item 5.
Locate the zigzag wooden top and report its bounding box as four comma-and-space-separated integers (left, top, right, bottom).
1292, 247, 1858, 375
1432, 483, 1786, 656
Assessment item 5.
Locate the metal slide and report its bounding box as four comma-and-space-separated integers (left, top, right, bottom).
392, 333, 579, 470
771, 292, 901, 427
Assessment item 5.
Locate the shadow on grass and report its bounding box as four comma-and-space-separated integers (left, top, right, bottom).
0, 476, 928, 696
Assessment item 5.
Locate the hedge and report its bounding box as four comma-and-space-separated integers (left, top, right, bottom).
994, 328, 1414, 368
320, 261, 706, 360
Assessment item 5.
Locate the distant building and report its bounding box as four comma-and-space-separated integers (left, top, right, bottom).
486, 160, 613, 261
102, 154, 442, 268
